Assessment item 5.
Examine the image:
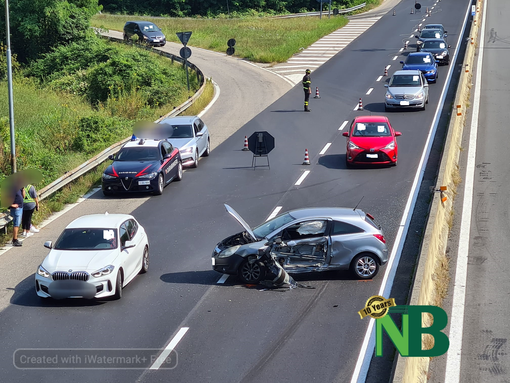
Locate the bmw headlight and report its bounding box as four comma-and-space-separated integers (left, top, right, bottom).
426, 70, 435, 74
138, 172, 158, 179
103, 173, 116, 180
91, 265, 115, 278
385, 92, 394, 100
348, 141, 361, 150
217, 245, 241, 258
383, 141, 395, 150
415, 91, 424, 100
180, 147, 194, 154
37, 265, 51, 279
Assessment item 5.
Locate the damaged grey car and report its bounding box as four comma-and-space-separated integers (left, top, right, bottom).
212, 205, 389, 284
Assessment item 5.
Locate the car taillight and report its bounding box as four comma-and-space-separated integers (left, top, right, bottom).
366, 213, 375, 221
373, 234, 386, 244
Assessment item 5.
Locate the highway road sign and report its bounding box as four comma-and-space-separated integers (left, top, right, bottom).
176, 31, 192, 46
180, 47, 192, 59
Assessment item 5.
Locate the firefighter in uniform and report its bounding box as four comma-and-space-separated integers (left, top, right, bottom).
302, 69, 312, 112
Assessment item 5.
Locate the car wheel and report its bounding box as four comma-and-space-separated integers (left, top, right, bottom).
123, 34, 128, 42
113, 271, 123, 300
155, 173, 164, 195
192, 150, 199, 168
350, 253, 380, 280
140, 246, 149, 274
175, 161, 183, 181
238, 259, 266, 284
203, 139, 211, 157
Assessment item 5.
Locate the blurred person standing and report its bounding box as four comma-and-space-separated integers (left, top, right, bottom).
9, 176, 25, 247
21, 183, 39, 237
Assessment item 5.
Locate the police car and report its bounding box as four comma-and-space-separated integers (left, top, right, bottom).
102, 138, 182, 196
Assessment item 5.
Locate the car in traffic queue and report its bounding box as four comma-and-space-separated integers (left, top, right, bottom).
212, 204, 388, 283
384, 70, 429, 111
420, 38, 451, 65
102, 138, 182, 196
423, 23, 447, 35
123, 21, 166, 46
415, 28, 447, 51
400, 52, 438, 82
342, 116, 401, 167
157, 116, 211, 168
35, 213, 149, 300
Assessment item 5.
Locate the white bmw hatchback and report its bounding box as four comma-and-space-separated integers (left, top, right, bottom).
35, 213, 149, 300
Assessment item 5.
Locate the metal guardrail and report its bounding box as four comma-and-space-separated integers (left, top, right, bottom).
274, 2, 366, 18
0, 36, 207, 231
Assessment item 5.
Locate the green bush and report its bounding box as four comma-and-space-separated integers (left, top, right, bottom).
73, 115, 129, 154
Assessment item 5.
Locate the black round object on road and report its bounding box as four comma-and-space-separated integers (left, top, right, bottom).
248, 131, 275, 155
227, 38, 236, 47
180, 47, 192, 59
226, 47, 235, 56
415, 3, 421, 10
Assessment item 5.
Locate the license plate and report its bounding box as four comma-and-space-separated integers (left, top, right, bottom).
366, 154, 378, 159
138, 180, 150, 185
212, 258, 216, 266
400, 101, 410, 106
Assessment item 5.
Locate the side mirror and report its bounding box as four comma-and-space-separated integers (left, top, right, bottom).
444, 31, 448, 34
448, 45, 451, 48
384, 84, 389, 88
44, 241, 52, 249
164, 153, 171, 159
287, 241, 297, 247
123, 240, 136, 250
342, 132, 349, 137
274, 237, 282, 245
395, 131, 402, 137
196, 131, 203, 137
399, 61, 404, 64
108, 154, 115, 161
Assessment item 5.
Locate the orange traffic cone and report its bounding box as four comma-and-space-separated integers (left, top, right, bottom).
404, 41, 408, 49
393, 9, 396, 16
242, 136, 249, 151
384, 67, 388, 76
411, 8, 414, 14
358, 98, 363, 111
314, 87, 321, 99
303, 149, 310, 165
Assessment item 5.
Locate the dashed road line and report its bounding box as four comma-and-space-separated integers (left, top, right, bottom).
319, 143, 332, 155
150, 327, 189, 370
339, 121, 349, 130
399, 47, 403, 52
366, 88, 373, 95
376, 75, 383, 82
392, 56, 398, 60
266, 206, 283, 221
385, 64, 391, 69
409, 34, 414, 38
295, 171, 310, 186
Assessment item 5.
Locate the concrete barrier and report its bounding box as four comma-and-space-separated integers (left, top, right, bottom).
391, 1, 483, 382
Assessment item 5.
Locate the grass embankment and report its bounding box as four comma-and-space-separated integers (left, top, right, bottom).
179, 78, 215, 116
92, 14, 349, 63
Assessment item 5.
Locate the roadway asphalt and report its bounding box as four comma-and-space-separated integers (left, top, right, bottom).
0, 0, 472, 382
429, 1, 510, 382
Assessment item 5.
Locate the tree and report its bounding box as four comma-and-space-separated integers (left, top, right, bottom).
0, 0, 101, 62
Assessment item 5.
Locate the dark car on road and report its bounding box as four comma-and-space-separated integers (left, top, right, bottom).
102, 138, 182, 196
401, 52, 438, 82
420, 38, 451, 65
423, 23, 447, 35
123, 21, 166, 47
415, 28, 447, 51
212, 205, 388, 283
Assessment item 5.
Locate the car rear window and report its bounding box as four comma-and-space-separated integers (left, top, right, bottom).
423, 41, 446, 49
331, 221, 364, 235
389, 74, 421, 86
406, 55, 433, 65
353, 122, 390, 137
421, 30, 442, 38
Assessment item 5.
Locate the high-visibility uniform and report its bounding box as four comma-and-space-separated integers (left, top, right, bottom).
302, 74, 312, 111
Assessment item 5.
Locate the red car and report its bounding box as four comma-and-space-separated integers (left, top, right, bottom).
342, 116, 401, 166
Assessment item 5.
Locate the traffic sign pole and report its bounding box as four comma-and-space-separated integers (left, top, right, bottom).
185, 57, 190, 92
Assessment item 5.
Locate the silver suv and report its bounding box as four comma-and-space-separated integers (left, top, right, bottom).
384, 70, 429, 111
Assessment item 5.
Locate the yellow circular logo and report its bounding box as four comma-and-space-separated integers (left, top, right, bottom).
358, 295, 396, 319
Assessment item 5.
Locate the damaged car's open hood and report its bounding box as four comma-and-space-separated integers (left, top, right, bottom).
224, 204, 258, 242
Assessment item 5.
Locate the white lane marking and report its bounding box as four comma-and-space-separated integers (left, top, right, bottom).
319, 143, 332, 155
431, 6, 435, 10
354, 103, 360, 111
295, 171, 310, 186
444, 0, 487, 381
409, 34, 414, 38
406, 40, 410, 45
349, 1, 473, 381
150, 327, 189, 370
399, 48, 403, 52
422, 18, 426, 22
198, 79, 220, 118
216, 274, 229, 284
392, 56, 398, 60
366, 88, 373, 95
419, 23, 422, 27
376, 75, 383, 82
415, 28, 418, 32
339, 121, 348, 130
266, 206, 283, 221
385, 64, 391, 70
